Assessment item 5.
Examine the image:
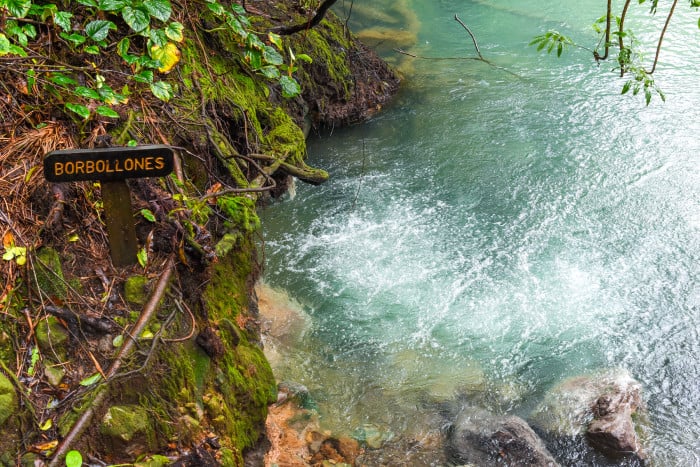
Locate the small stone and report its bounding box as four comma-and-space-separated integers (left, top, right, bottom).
35, 316, 69, 358
44, 365, 65, 386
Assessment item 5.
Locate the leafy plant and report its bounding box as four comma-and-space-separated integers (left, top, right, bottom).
0, 0, 309, 123
531, 0, 700, 104
529, 31, 573, 57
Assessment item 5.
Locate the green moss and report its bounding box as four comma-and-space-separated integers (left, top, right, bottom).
35, 316, 69, 360
124, 275, 149, 306
100, 404, 157, 450
0, 372, 17, 427
35, 247, 67, 299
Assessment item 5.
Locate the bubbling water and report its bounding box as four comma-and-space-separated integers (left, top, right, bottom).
260, 0, 700, 464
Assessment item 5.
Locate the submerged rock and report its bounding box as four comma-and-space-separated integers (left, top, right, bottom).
529, 368, 647, 461
447, 406, 559, 466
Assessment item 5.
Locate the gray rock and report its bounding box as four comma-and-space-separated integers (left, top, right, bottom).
448, 407, 560, 466
529, 368, 647, 460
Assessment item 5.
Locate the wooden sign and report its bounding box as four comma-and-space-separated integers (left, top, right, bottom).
44, 145, 174, 183
44, 145, 174, 267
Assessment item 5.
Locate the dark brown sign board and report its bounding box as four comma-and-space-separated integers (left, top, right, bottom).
44, 145, 174, 267
44, 145, 174, 183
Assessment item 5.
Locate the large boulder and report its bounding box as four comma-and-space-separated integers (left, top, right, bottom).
447, 407, 559, 466
529, 368, 647, 460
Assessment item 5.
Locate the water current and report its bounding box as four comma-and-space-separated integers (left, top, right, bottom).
260, 1, 700, 464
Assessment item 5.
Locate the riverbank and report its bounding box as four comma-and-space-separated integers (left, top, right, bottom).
0, 1, 399, 464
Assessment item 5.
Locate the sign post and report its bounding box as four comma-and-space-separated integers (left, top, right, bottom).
44, 145, 174, 267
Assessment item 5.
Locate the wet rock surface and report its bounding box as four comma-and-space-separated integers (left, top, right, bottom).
447, 406, 560, 466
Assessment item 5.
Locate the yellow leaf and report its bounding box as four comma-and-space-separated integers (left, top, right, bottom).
2, 232, 13, 249
40, 419, 53, 431
150, 42, 181, 74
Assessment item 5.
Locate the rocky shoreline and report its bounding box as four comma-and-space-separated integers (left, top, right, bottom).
257, 284, 650, 466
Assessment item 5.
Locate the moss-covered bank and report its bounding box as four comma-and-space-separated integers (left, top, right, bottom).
0, 0, 398, 464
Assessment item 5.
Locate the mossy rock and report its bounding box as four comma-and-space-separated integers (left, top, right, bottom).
0, 372, 17, 427
35, 247, 67, 299
35, 316, 69, 359
100, 404, 157, 450
124, 275, 149, 306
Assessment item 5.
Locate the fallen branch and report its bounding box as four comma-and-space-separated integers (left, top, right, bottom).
454, 14, 483, 60
394, 14, 523, 80
48, 256, 175, 467
45, 305, 115, 335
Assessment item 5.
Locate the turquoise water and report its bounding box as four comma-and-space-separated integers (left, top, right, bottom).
261, 1, 700, 464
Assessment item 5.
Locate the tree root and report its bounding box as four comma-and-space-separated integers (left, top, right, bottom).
248, 153, 329, 185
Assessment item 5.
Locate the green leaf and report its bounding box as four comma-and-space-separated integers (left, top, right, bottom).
60, 32, 86, 46
140, 208, 156, 222
65, 103, 90, 120
53, 11, 73, 32
268, 32, 283, 50
112, 334, 124, 347
98, 0, 127, 11
27, 346, 39, 376
65, 450, 83, 467
84, 45, 101, 54
226, 14, 246, 38
137, 248, 148, 267
149, 28, 168, 47
50, 72, 77, 86
165, 21, 184, 42
295, 53, 312, 64
79, 372, 102, 386
133, 70, 154, 83
75, 0, 97, 6
245, 49, 262, 69
262, 45, 283, 66
144, 0, 172, 22
73, 86, 100, 99
230, 3, 246, 15
85, 20, 116, 42
96, 106, 120, 118
122, 6, 150, 33
621, 81, 632, 95
246, 33, 265, 51
26, 68, 35, 93
0, 34, 11, 55
3, 0, 32, 18
150, 80, 172, 101
206, 1, 225, 16
279, 75, 301, 98
22, 24, 37, 40
258, 65, 280, 79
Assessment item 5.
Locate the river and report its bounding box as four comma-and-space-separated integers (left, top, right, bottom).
260, 1, 700, 465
